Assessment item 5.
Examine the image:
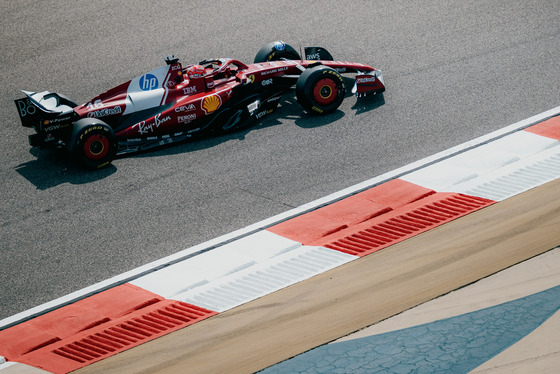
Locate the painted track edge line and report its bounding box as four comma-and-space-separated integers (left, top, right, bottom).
2, 106, 559, 330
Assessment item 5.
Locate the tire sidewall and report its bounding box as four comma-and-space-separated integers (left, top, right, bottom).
296, 66, 346, 114
68, 118, 117, 169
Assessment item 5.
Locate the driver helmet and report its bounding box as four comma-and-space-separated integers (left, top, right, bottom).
186, 65, 205, 78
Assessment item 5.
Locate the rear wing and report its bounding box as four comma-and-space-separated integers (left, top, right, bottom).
14, 91, 77, 128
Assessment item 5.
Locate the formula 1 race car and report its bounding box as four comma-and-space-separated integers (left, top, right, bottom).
15, 41, 385, 169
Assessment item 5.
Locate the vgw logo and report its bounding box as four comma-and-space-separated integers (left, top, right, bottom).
139, 74, 159, 91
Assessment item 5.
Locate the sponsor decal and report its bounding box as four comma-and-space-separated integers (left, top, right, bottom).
171, 65, 182, 71
135, 121, 147, 134
306, 53, 321, 60
266, 96, 281, 103
178, 114, 196, 123
261, 66, 288, 76
43, 115, 73, 125
87, 106, 122, 118
139, 73, 159, 91
44, 124, 60, 132
201, 95, 222, 114
255, 109, 274, 119
247, 100, 260, 114
16, 98, 36, 117
274, 41, 286, 51
155, 113, 171, 127
323, 69, 343, 82
357, 76, 377, 84
183, 86, 197, 95
79, 125, 104, 140
174, 103, 196, 112
261, 78, 273, 86
134, 113, 171, 134
43, 122, 71, 132
247, 74, 255, 84
86, 99, 104, 110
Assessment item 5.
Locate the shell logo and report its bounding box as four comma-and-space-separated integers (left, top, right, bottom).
202, 95, 222, 114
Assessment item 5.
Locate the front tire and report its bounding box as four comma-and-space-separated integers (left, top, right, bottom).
67, 118, 117, 169
296, 66, 345, 115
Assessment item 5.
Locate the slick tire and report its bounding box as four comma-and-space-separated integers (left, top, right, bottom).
67, 118, 117, 169
296, 66, 345, 115
254, 41, 301, 63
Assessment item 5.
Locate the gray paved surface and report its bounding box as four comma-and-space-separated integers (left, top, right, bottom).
1, 1, 559, 320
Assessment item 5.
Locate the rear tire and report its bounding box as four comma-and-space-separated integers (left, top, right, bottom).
254, 41, 301, 63
67, 118, 117, 169
296, 66, 345, 115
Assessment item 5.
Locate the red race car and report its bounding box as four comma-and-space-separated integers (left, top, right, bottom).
15, 41, 385, 169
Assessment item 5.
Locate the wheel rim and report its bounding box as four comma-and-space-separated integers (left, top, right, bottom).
313, 78, 338, 106
83, 134, 109, 160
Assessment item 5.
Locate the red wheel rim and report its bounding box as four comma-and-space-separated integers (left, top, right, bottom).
83, 134, 109, 160
313, 78, 338, 106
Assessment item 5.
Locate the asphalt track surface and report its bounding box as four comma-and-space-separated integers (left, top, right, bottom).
1, 0, 559, 323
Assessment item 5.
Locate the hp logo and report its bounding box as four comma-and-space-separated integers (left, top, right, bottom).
139, 74, 159, 91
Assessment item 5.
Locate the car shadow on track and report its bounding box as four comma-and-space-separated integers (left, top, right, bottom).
14, 87, 384, 189
15, 148, 117, 190
353, 92, 385, 114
